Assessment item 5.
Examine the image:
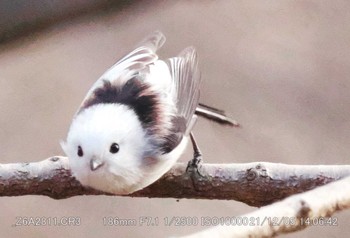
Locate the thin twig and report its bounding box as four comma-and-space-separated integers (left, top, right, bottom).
180, 175, 350, 238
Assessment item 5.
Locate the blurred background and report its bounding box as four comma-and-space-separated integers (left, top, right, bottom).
1, 0, 350, 237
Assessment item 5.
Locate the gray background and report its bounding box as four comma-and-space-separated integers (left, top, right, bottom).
0, 1, 349, 237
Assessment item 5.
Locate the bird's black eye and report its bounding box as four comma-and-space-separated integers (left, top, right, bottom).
77, 146, 84, 157
109, 143, 119, 154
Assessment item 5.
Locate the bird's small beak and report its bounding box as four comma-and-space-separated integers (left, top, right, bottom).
90, 157, 104, 171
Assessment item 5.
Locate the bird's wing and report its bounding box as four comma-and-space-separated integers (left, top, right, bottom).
159, 47, 201, 154
76, 31, 166, 114
169, 47, 201, 134
73, 31, 200, 155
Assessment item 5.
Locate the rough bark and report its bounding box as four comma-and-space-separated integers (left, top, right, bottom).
180, 175, 350, 238
0, 156, 349, 207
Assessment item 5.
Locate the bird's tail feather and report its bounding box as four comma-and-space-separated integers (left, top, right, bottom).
195, 103, 240, 127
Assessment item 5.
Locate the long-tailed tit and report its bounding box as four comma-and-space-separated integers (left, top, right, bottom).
61, 31, 237, 195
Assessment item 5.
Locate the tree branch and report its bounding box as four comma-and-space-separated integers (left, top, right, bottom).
180, 175, 350, 238
0, 156, 349, 206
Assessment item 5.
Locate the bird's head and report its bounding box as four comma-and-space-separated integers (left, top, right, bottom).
61, 103, 149, 194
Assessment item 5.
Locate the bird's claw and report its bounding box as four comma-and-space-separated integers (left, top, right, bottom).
186, 152, 204, 177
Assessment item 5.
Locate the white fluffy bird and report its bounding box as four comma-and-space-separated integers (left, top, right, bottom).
61, 31, 236, 195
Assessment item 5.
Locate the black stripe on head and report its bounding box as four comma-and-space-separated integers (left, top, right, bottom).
81, 78, 160, 128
